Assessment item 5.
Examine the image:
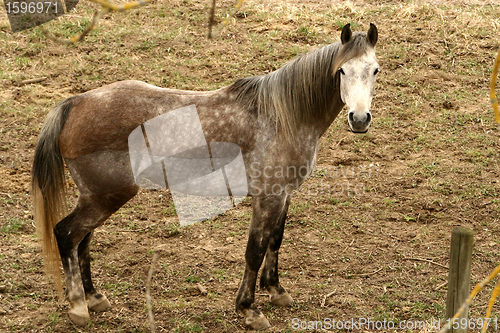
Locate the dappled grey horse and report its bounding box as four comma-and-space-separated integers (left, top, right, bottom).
32, 23, 379, 329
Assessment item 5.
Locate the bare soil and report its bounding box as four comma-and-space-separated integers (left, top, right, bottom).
0, 0, 500, 332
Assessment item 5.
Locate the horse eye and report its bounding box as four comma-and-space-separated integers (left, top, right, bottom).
373, 68, 380, 75
338, 68, 345, 75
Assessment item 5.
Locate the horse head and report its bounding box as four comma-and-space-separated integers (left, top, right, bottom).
338, 23, 379, 133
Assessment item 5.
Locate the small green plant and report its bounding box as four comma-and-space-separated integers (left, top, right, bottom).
290, 202, 310, 215
175, 321, 204, 333
1, 218, 24, 233
47, 311, 61, 324
213, 268, 227, 282
330, 198, 341, 205
184, 275, 203, 284
403, 215, 415, 222
166, 223, 180, 236
164, 203, 177, 216
103, 282, 132, 296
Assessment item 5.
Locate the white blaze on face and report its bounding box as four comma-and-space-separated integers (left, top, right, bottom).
339, 49, 379, 133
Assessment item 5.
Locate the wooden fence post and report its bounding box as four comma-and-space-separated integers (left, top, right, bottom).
445, 227, 474, 333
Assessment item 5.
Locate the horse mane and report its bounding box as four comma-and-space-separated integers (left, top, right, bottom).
229, 32, 372, 140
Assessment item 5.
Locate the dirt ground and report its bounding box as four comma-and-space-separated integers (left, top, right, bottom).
1, 0, 500, 332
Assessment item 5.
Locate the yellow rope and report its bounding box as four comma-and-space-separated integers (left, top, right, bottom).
45, 0, 244, 44
434, 49, 500, 333
210, 0, 245, 38
42, 8, 109, 44
438, 263, 500, 333
491, 49, 500, 123
475, 48, 500, 331
483, 276, 500, 332
88, 0, 151, 12
43, 0, 152, 44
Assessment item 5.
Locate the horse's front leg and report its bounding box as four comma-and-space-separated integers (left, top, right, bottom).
260, 195, 293, 307
236, 193, 288, 330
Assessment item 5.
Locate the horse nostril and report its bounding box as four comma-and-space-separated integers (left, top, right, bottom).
349, 111, 370, 123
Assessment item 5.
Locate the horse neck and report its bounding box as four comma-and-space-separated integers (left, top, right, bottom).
286, 52, 346, 141
305, 74, 345, 140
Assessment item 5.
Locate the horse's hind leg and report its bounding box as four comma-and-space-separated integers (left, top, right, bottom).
54, 201, 100, 325
236, 193, 288, 330
54, 185, 138, 325
78, 231, 111, 312
259, 195, 293, 307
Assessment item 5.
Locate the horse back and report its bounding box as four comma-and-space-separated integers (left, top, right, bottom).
58, 80, 229, 159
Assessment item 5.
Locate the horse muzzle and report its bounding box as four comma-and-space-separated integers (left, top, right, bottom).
348, 111, 371, 133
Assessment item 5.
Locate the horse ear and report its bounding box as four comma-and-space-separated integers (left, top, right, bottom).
367, 23, 378, 46
341, 23, 352, 45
